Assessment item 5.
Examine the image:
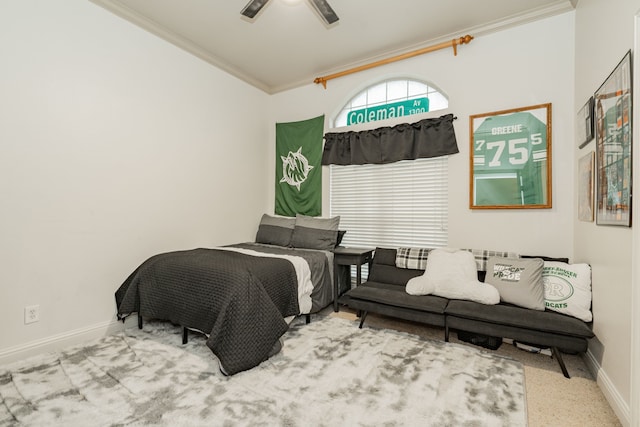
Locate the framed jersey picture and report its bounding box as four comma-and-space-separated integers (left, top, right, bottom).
469, 103, 552, 209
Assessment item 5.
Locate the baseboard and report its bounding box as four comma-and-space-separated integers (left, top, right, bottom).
0, 317, 136, 366
583, 349, 631, 427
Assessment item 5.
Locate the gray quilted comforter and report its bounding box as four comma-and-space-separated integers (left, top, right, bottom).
115, 248, 301, 375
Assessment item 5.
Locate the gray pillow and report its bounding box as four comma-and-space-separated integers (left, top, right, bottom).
485, 257, 545, 310
290, 214, 341, 250
295, 214, 340, 231
255, 214, 295, 247
290, 226, 338, 251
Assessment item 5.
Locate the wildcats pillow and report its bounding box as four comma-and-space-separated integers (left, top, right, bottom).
485, 257, 545, 310
543, 262, 592, 322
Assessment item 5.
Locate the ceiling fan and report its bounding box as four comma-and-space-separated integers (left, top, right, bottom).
241, 0, 339, 25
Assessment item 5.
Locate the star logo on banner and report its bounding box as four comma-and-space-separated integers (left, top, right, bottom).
280, 147, 314, 191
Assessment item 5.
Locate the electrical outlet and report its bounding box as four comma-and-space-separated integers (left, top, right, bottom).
24, 305, 40, 324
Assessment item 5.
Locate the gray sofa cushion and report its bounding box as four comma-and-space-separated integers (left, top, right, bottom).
445, 300, 594, 339
348, 282, 449, 313
368, 248, 425, 285
446, 316, 589, 353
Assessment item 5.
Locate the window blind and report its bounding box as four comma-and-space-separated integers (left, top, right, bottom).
330, 157, 449, 250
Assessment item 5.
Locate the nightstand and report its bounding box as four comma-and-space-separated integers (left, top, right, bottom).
333, 247, 374, 312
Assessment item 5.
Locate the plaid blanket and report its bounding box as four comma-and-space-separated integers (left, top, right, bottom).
395, 247, 433, 270
462, 248, 520, 271
395, 247, 519, 271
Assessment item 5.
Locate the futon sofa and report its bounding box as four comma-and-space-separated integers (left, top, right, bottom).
342, 247, 595, 378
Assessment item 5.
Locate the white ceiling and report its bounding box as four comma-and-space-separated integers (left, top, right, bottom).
91, 0, 576, 94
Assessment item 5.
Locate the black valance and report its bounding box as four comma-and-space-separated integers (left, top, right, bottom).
321, 114, 459, 165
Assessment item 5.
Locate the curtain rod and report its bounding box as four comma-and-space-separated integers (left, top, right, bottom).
314, 35, 474, 89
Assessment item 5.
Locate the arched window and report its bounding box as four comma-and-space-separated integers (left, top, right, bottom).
334, 78, 448, 128
330, 78, 450, 254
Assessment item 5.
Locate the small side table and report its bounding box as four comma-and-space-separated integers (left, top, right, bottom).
333, 247, 374, 312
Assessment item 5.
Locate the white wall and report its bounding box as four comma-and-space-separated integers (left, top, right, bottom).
0, 1, 269, 358
269, 13, 575, 258
574, 1, 638, 425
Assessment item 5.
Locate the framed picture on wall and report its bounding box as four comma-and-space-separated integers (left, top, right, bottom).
595, 50, 632, 227
469, 103, 552, 209
578, 151, 595, 222
577, 97, 594, 149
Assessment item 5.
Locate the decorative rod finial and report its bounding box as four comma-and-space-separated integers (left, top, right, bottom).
452, 34, 474, 55
460, 34, 474, 45
314, 77, 327, 89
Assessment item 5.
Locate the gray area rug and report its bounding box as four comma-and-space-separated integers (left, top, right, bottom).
0, 316, 526, 426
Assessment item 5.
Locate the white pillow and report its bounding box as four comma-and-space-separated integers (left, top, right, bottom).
543, 261, 592, 322
406, 248, 499, 305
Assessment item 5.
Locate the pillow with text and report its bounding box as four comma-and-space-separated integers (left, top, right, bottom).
543, 261, 592, 322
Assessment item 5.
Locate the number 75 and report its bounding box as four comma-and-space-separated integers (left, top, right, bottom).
475, 133, 541, 167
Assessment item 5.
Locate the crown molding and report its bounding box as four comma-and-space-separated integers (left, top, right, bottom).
273, 1, 576, 93
90, 0, 575, 95
89, 0, 273, 93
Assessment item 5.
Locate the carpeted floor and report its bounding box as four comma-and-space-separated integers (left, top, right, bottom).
0, 308, 622, 427
333, 308, 622, 427
0, 315, 527, 426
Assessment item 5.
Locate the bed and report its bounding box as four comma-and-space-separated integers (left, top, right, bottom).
114, 214, 340, 375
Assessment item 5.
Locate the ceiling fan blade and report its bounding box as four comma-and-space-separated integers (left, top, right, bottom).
241, 0, 270, 19
308, 0, 339, 25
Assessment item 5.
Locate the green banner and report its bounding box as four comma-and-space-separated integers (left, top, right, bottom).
275, 115, 324, 216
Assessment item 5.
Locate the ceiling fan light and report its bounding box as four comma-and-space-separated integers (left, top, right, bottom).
241, 0, 339, 26
308, 0, 339, 25
241, 0, 270, 19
